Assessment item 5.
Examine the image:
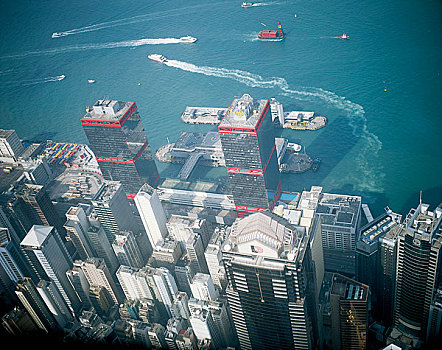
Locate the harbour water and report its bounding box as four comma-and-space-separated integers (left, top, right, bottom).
0, 0, 440, 217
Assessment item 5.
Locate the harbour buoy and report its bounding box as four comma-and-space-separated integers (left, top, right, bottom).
384, 88, 387, 92
138, 83, 141, 86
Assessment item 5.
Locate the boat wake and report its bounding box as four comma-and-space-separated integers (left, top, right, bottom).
164, 58, 383, 192
4, 75, 66, 87
251, 2, 281, 7
0, 38, 186, 60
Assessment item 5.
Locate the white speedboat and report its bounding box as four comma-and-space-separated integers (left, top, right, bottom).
336, 33, 350, 39
52, 32, 62, 38
148, 54, 168, 63
57, 75, 66, 81
179, 35, 197, 43
241, 2, 254, 7
88, 79, 95, 84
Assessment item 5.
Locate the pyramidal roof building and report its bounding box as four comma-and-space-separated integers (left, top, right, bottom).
221, 211, 320, 350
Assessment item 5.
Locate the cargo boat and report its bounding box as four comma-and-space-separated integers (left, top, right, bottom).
258, 22, 285, 41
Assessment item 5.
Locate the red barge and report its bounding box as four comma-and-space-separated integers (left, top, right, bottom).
258, 22, 285, 41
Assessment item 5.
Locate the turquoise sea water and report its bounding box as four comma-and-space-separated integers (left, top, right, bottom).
0, 0, 440, 217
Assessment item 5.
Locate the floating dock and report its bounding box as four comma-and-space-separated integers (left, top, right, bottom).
181, 107, 227, 125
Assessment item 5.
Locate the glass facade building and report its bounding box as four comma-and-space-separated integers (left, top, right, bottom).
81, 100, 159, 202
218, 94, 281, 217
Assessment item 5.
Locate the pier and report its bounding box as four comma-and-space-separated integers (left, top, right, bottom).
362, 203, 374, 223
177, 152, 203, 180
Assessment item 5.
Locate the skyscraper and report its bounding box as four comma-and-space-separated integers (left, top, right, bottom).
222, 211, 319, 350
330, 274, 369, 350
20, 225, 80, 316
81, 99, 159, 202
218, 94, 281, 217
393, 203, 442, 339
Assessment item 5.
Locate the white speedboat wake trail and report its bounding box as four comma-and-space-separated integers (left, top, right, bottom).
4, 75, 66, 87
0, 38, 185, 60
163, 57, 383, 192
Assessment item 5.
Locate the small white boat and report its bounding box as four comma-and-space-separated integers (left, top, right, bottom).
179, 35, 197, 43
57, 75, 66, 81
52, 32, 62, 38
148, 54, 168, 63
241, 2, 254, 7
336, 33, 350, 39
88, 79, 95, 84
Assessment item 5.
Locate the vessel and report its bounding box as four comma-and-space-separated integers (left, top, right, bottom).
148, 54, 168, 63
88, 79, 95, 84
258, 22, 285, 41
241, 2, 254, 7
336, 33, 350, 39
57, 75, 66, 81
51, 32, 62, 38
179, 36, 197, 43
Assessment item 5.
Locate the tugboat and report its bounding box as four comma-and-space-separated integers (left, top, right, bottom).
148, 54, 168, 63
241, 2, 254, 7
258, 22, 285, 41
336, 33, 350, 39
312, 158, 321, 172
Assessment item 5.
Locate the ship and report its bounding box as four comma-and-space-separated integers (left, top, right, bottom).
336, 33, 350, 39
52, 32, 62, 38
88, 79, 95, 84
179, 36, 197, 43
57, 75, 66, 81
312, 158, 321, 171
241, 2, 254, 7
148, 54, 168, 63
258, 22, 285, 41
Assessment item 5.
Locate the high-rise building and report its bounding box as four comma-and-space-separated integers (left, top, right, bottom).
1, 306, 41, 336
81, 99, 159, 202
218, 94, 281, 217
91, 181, 139, 243
15, 278, 59, 333
393, 203, 442, 339
355, 208, 402, 322
80, 257, 124, 305
426, 283, 442, 344
66, 261, 91, 310
190, 273, 218, 301
64, 206, 95, 260
20, 225, 80, 316
113, 231, 144, 269
330, 273, 369, 350
89, 285, 115, 317
222, 211, 319, 350
116, 265, 155, 301
0, 129, 25, 163
0, 227, 25, 283
167, 215, 211, 249
135, 183, 168, 249
152, 267, 178, 317
204, 227, 227, 291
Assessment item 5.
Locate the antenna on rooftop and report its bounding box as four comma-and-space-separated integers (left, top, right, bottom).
419, 190, 422, 206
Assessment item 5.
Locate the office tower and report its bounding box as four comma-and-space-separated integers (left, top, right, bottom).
171, 292, 191, 321
20, 225, 80, 316
330, 274, 369, 350
188, 298, 222, 348
222, 210, 319, 350
0, 129, 25, 162
22, 158, 53, 186
64, 206, 95, 260
218, 93, 281, 217
151, 239, 182, 272
355, 208, 402, 321
15, 277, 59, 333
89, 285, 115, 317
393, 203, 442, 339
204, 228, 227, 291
81, 99, 159, 202
152, 267, 178, 316
1, 306, 41, 335
113, 231, 144, 269
36, 279, 73, 328
175, 259, 194, 297
85, 217, 119, 274
80, 257, 124, 305
186, 233, 209, 274
167, 214, 211, 249
426, 283, 442, 344
66, 261, 91, 309
135, 183, 168, 248
190, 273, 218, 301
91, 181, 139, 244
298, 186, 361, 275
0, 227, 25, 283
10, 184, 67, 241
116, 265, 155, 301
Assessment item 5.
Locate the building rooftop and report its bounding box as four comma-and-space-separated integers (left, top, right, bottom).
92, 181, 121, 204
0, 129, 15, 139
359, 209, 402, 246
331, 273, 368, 302
82, 99, 134, 122
219, 94, 268, 129
21, 225, 54, 248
